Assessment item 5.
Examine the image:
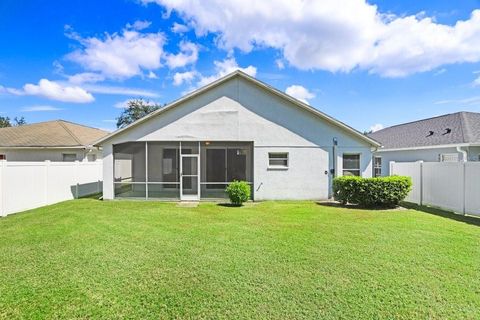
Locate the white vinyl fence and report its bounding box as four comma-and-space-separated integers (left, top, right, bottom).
0, 160, 102, 217
390, 161, 480, 217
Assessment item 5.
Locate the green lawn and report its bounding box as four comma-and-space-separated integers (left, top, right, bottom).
0, 200, 479, 319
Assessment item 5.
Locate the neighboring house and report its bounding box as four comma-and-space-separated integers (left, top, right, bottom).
0, 120, 108, 162
96, 71, 380, 201
369, 112, 480, 176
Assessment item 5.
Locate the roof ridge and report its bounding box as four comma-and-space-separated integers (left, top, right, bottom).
57, 120, 83, 146
58, 119, 107, 132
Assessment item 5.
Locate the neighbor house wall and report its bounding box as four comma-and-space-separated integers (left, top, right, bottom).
0, 148, 102, 162
102, 76, 374, 200
376, 147, 465, 176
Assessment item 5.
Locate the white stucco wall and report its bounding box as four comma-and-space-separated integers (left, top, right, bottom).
101, 76, 375, 200
0, 148, 102, 162
375, 146, 480, 176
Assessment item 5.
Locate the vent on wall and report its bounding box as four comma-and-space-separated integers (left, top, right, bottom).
426, 130, 434, 137
443, 128, 452, 135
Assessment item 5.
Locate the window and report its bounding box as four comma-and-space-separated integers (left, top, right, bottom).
62, 153, 77, 162
373, 156, 382, 177
0, 154, 6, 160
268, 152, 288, 169
87, 154, 97, 162
439, 153, 459, 162
343, 154, 360, 176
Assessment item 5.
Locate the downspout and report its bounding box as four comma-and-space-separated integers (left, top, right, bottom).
456, 146, 468, 162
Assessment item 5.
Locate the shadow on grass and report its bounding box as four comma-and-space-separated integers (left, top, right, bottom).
401, 202, 480, 227
217, 203, 243, 208
316, 201, 403, 211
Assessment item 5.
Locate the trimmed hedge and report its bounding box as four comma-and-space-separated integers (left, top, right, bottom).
332, 176, 412, 208
225, 180, 251, 206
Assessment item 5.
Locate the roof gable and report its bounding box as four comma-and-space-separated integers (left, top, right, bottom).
95, 71, 380, 147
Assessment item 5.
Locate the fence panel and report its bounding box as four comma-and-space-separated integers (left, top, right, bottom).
422, 162, 464, 213
465, 162, 480, 216
0, 160, 102, 217
391, 161, 480, 217
389, 161, 422, 204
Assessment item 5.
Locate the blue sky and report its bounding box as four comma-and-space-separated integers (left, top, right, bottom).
1, 0, 480, 132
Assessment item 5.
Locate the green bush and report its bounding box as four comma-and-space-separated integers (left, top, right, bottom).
225, 181, 251, 206
332, 176, 412, 208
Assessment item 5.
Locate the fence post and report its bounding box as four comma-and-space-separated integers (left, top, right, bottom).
75, 160, 80, 199
462, 162, 466, 215
44, 160, 50, 205
0, 160, 5, 217
419, 161, 423, 206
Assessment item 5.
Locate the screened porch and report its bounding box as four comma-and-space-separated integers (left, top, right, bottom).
113, 141, 253, 200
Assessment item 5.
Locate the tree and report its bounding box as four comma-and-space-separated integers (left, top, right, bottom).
116, 99, 161, 128
0, 116, 26, 128
14, 117, 26, 126
0, 116, 11, 128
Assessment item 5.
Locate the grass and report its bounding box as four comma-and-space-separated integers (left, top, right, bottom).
0, 200, 479, 319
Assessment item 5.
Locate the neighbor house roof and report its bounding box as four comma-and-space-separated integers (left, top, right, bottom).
95, 70, 380, 147
369, 112, 480, 150
0, 120, 109, 148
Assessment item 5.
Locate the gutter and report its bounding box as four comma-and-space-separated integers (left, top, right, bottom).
375, 143, 473, 153
456, 146, 468, 162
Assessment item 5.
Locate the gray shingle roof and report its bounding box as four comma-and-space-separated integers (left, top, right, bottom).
368, 112, 480, 149
0, 120, 109, 148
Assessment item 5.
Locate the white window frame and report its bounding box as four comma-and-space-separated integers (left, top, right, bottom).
62, 153, 77, 162
268, 152, 289, 169
342, 153, 361, 176
373, 156, 382, 177
439, 153, 459, 162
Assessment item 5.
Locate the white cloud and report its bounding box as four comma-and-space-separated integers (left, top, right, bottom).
142, 1, 480, 77
285, 85, 315, 104
66, 26, 165, 80
172, 22, 189, 33
173, 70, 197, 86
21, 105, 63, 112
275, 59, 285, 70
1, 79, 94, 103
196, 57, 256, 87
68, 72, 105, 84
82, 84, 160, 98
474, 76, 480, 87
147, 71, 158, 79
435, 96, 480, 107
369, 123, 384, 132
164, 41, 199, 69
126, 20, 152, 31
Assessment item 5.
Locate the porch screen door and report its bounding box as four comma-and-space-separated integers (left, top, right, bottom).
180, 154, 200, 200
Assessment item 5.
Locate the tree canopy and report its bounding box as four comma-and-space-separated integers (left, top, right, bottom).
0, 116, 27, 128
116, 99, 161, 128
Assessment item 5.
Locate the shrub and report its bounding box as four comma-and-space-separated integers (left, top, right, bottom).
332, 175, 412, 208
225, 180, 251, 206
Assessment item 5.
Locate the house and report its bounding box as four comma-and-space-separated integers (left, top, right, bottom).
95, 71, 380, 201
369, 112, 480, 176
0, 120, 108, 162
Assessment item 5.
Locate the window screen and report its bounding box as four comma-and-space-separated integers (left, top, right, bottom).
373, 156, 382, 177
62, 153, 77, 162
343, 154, 360, 176
268, 153, 288, 168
